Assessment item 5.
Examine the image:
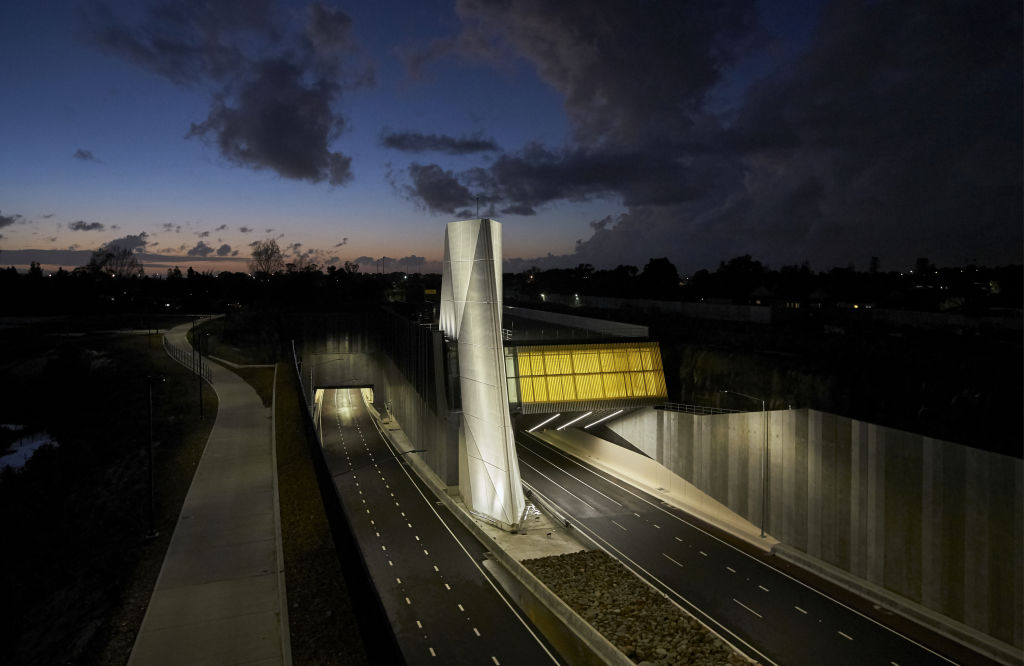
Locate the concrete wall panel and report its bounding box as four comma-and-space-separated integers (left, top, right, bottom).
606, 406, 1022, 649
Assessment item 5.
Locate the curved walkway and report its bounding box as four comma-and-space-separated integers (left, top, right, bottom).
128, 322, 290, 666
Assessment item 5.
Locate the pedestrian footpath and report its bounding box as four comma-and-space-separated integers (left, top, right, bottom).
128, 322, 290, 666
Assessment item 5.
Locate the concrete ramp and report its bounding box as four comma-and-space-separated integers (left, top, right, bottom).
531, 428, 774, 551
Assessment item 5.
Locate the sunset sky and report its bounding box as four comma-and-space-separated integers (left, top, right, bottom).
0, 0, 1020, 276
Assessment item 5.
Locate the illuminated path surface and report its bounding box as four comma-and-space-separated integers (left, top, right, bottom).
517, 432, 961, 666
129, 323, 288, 665
320, 388, 561, 666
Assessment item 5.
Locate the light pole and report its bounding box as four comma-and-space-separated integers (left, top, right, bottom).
721, 389, 769, 538
146, 375, 165, 538
198, 332, 210, 420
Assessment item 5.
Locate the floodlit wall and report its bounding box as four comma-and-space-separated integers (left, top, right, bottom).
608, 408, 1023, 649
440, 219, 525, 530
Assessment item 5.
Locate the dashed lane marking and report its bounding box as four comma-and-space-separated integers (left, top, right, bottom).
838, 631, 854, 641
473, 627, 480, 637
733, 598, 762, 619
795, 606, 808, 614
726, 566, 736, 573
758, 585, 770, 592
611, 520, 628, 531
662, 553, 684, 568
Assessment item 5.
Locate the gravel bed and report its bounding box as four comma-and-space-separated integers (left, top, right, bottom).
523, 550, 751, 666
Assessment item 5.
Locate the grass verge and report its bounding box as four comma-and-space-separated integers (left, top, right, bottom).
274, 363, 370, 664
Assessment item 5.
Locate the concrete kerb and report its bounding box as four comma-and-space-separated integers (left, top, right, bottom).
360, 398, 633, 666
774, 544, 1024, 666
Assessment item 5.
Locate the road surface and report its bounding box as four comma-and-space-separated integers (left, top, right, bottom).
320, 389, 561, 666
517, 431, 959, 666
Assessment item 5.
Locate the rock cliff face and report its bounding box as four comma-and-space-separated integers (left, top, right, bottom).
523, 550, 749, 665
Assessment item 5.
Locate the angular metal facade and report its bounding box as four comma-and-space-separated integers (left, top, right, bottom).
440, 219, 525, 530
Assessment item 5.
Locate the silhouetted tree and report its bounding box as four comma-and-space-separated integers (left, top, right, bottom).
249, 239, 284, 275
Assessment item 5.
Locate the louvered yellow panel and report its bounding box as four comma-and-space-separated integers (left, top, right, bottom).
626, 371, 644, 396
575, 373, 603, 400
645, 371, 667, 397
529, 352, 547, 376
532, 376, 550, 402
602, 372, 626, 398
573, 350, 600, 374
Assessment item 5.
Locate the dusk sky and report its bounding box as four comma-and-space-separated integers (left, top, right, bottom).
0, 0, 1020, 276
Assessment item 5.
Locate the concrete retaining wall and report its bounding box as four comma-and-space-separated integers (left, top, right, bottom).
608, 408, 1023, 651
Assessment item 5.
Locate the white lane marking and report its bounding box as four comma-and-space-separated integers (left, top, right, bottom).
518, 459, 596, 510
458, 604, 465, 612
363, 414, 560, 665
445, 583, 451, 590
381, 545, 386, 552
396, 577, 402, 584
429, 647, 436, 657
758, 585, 770, 592
795, 606, 808, 614
653, 524, 660, 529
518, 446, 623, 506
662, 553, 684, 568
726, 566, 736, 573
388, 560, 393, 566
473, 627, 480, 636
611, 520, 628, 531
415, 535, 420, 541
733, 598, 762, 619
492, 657, 500, 665
633, 512, 641, 518
519, 434, 956, 664
838, 631, 854, 641
433, 565, 439, 572
674, 536, 683, 542
523, 482, 773, 666
423, 549, 429, 555
416, 620, 422, 629
375, 532, 380, 537
699, 550, 708, 557
405, 597, 411, 605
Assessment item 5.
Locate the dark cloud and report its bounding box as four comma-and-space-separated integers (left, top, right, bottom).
215, 224, 228, 231
73, 148, 101, 162
187, 241, 214, 257
69, 220, 105, 231
381, 130, 500, 154
239, 226, 253, 233
216, 243, 233, 256
198, 230, 210, 237
104, 233, 149, 253
334, 237, 348, 247
0, 211, 23, 228
405, 163, 474, 214
88, 0, 370, 185
265, 228, 274, 233
453, 0, 757, 148
87, 0, 272, 84
187, 59, 354, 185
403, 0, 1021, 272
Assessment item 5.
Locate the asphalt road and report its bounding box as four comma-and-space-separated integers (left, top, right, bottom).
516, 431, 959, 666
319, 389, 561, 666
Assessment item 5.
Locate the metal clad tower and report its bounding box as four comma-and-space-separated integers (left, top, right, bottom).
440, 218, 525, 530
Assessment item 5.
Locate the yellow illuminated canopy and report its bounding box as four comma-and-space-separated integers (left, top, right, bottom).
511, 342, 668, 405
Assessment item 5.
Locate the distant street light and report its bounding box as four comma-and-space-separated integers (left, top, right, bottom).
146, 374, 165, 538
721, 389, 769, 538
